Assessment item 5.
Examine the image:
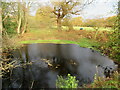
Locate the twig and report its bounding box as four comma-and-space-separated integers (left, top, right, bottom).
30, 80, 34, 89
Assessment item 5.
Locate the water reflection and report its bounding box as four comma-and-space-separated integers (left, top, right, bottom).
2, 43, 117, 89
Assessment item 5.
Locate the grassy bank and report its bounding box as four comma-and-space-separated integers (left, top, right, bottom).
3, 27, 109, 50
20, 38, 99, 48
18, 28, 102, 49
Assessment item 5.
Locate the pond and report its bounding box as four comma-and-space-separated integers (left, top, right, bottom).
2, 43, 118, 89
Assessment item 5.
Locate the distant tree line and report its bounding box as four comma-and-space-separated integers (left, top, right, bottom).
62, 16, 117, 28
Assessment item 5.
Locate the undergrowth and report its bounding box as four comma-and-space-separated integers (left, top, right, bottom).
85, 71, 120, 89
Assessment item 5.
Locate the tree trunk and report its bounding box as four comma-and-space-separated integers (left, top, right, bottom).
20, 2, 29, 35
17, 2, 22, 34
21, 8, 27, 35
17, 15, 22, 34
21, 22, 26, 35
57, 18, 62, 31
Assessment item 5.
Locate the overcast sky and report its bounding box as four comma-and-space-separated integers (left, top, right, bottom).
29, 0, 118, 19
81, 0, 118, 19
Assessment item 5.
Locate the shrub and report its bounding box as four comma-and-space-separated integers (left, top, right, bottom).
2, 16, 17, 36
56, 74, 79, 88
98, 15, 120, 62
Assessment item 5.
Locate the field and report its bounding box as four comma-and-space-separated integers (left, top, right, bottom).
3, 27, 110, 52
2, 27, 106, 50
18, 27, 108, 48
52, 26, 113, 31
16, 26, 112, 49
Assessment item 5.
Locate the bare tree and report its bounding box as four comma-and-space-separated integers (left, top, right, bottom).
17, 1, 32, 35
51, 0, 94, 31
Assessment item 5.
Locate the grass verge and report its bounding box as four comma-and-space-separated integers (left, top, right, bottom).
20, 38, 100, 49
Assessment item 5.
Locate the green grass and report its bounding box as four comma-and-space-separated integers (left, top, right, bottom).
19, 27, 101, 49
20, 38, 100, 48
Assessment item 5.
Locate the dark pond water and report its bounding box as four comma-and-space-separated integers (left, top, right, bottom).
2, 43, 118, 89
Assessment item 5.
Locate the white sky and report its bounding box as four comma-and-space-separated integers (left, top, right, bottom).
3, 0, 118, 19
81, 0, 118, 19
